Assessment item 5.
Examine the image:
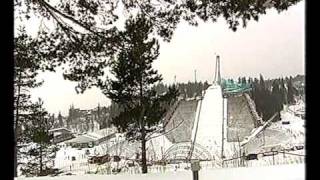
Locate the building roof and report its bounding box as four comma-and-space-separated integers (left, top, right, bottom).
64, 135, 96, 144
49, 127, 72, 133
87, 127, 117, 139
64, 127, 117, 144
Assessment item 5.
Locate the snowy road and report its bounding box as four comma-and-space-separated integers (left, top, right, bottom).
16, 164, 304, 180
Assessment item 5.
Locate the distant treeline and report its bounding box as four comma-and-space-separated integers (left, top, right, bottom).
153, 81, 210, 99
246, 74, 304, 122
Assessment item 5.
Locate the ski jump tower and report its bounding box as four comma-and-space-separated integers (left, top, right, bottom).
213, 55, 221, 85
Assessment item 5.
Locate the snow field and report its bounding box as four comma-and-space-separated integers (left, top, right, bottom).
16, 163, 305, 180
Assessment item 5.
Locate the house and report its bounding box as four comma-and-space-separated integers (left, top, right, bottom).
64, 127, 117, 148
48, 127, 74, 144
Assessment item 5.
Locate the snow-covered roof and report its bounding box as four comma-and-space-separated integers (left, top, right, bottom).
64, 135, 96, 144
49, 127, 72, 133
65, 128, 117, 144
87, 127, 117, 139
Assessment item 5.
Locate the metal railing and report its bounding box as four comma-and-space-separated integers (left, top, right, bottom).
222, 149, 305, 168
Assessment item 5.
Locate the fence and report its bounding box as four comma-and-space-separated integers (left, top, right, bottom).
53, 148, 304, 175
222, 149, 305, 168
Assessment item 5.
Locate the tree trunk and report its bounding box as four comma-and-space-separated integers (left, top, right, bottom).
39, 143, 43, 176
14, 71, 22, 177
141, 126, 147, 173
14, 141, 17, 177
137, 104, 147, 174
139, 69, 148, 173
39, 106, 43, 176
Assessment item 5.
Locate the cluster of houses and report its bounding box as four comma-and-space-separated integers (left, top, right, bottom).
49, 127, 117, 148
48, 105, 114, 148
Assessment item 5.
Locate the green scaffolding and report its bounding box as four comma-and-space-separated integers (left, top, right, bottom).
221, 79, 252, 94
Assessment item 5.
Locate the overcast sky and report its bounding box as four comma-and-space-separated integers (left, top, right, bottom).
28, 1, 305, 116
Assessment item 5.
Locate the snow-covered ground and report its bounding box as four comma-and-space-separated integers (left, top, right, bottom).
15, 163, 305, 180
249, 104, 305, 152
236, 102, 305, 168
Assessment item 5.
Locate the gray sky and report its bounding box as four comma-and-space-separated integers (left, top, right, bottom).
29, 1, 305, 116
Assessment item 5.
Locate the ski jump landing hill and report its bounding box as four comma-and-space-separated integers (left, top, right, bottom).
160, 76, 304, 168
161, 81, 260, 164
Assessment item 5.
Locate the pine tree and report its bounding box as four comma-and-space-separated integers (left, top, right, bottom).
20, 98, 57, 177
103, 15, 178, 173
280, 78, 288, 105
271, 80, 282, 121
259, 74, 266, 90
187, 81, 193, 98
198, 82, 203, 97
248, 77, 253, 84
67, 106, 72, 129
257, 75, 266, 119
57, 112, 63, 127
14, 30, 44, 177
287, 76, 297, 104
50, 114, 57, 128
154, 82, 168, 95
241, 77, 247, 84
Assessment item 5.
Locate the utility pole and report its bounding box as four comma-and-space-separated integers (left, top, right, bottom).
191, 160, 201, 180
221, 97, 225, 159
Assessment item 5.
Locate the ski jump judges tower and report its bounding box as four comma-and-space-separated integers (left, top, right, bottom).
162, 55, 261, 166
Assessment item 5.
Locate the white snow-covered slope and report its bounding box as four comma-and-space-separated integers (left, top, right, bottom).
195, 84, 223, 158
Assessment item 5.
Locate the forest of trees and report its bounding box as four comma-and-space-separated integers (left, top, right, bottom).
249, 75, 302, 122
